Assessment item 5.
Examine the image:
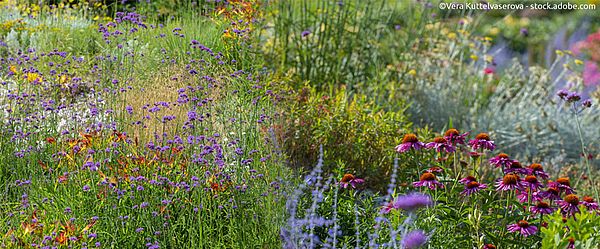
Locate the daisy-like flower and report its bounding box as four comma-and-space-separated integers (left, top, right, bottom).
539, 187, 561, 201
507, 220, 538, 237
380, 201, 395, 215
549, 177, 575, 194
461, 181, 487, 196
556, 194, 581, 217
528, 163, 549, 179
443, 128, 468, 145
425, 166, 443, 173
401, 230, 428, 249
393, 192, 433, 212
489, 153, 514, 168
496, 173, 523, 192
413, 172, 444, 190
458, 175, 477, 184
483, 244, 496, 249
504, 161, 529, 175
522, 175, 543, 191
567, 237, 575, 249
581, 196, 599, 211
529, 201, 556, 215
517, 189, 543, 203
395, 134, 425, 153
468, 133, 496, 151
339, 174, 364, 189
425, 137, 455, 153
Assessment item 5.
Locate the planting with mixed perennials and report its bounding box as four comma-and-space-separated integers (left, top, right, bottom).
1, 0, 599, 248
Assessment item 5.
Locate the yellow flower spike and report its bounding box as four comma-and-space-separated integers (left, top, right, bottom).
484, 37, 493, 42
556, 50, 564, 56
489, 27, 500, 36
9, 65, 17, 74
26, 72, 40, 83
470, 54, 478, 61
565, 50, 573, 56
447, 32, 457, 39
408, 69, 417, 76
575, 59, 584, 65
484, 55, 493, 63
563, 63, 570, 70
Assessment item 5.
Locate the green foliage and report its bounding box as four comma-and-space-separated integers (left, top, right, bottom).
282, 85, 411, 190
541, 209, 600, 249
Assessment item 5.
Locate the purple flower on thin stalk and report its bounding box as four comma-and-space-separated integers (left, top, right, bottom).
522, 175, 543, 191
582, 196, 599, 211
413, 172, 444, 190
489, 153, 514, 169
582, 99, 592, 108
539, 187, 561, 201
401, 230, 428, 249
495, 174, 523, 192
507, 220, 538, 237
459, 175, 477, 184
339, 174, 364, 189
556, 194, 581, 217
468, 133, 495, 151
549, 178, 575, 195
301, 30, 311, 37
443, 128, 468, 145
425, 137, 455, 153
504, 161, 529, 175
395, 134, 425, 153
528, 163, 549, 179
529, 201, 556, 215
392, 192, 433, 212
461, 181, 487, 196
517, 189, 543, 203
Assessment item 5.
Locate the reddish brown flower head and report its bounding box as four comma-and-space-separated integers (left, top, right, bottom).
432, 137, 447, 143
341, 174, 355, 183
583, 196, 595, 203
402, 134, 419, 143
517, 220, 530, 228
420, 172, 436, 181
475, 133, 490, 140
536, 201, 550, 208
503, 174, 519, 185
525, 175, 538, 183
497, 153, 509, 158
557, 177, 571, 187
444, 128, 459, 137
45, 137, 56, 144
467, 181, 481, 188
529, 163, 543, 171
484, 244, 496, 249
564, 194, 579, 205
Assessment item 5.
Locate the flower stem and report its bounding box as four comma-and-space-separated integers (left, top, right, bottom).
573, 110, 598, 201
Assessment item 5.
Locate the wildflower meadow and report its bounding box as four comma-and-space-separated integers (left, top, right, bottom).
1, 0, 599, 248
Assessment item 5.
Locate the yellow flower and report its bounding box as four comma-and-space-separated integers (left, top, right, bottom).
447, 32, 457, 39
9, 65, 17, 74
574, 59, 584, 65
484, 55, 493, 63
556, 50, 564, 56
484, 36, 493, 42
470, 54, 478, 61
26, 72, 40, 83
489, 27, 500, 36
408, 69, 417, 76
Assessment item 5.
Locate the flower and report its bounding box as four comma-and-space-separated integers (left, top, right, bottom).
495, 173, 523, 192
468, 133, 495, 151
549, 177, 574, 194
413, 172, 444, 190
517, 189, 543, 203
522, 175, 543, 191
528, 163, 549, 179
556, 194, 581, 217
483, 244, 496, 249
425, 167, 443, 173
581, 196, 599, 211
539, 187, 561, 201
507, 220, 538, 237
504, 161, 529, 175
425, 137, 455, 153
401, 230, 428, 249
339, 174, 364, 189
530, 201, 556, 215
489, 153, 514, 168
392, 192, 433, 212
461, 181, 487, 196
396, 134, 425, 153
443, 128, 468, 145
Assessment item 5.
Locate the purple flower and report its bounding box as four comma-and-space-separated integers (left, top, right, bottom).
504, 161, 529, 175
413, 173, 444, 190
522, 175, 543, 191
489, 153, 514, 169
444, 129, 468, 145
458, 175, 477, 184
396, 134, 425, 153
461, 181, 487, 196
520, 28, 529, 36
507, 220, 537, 237
301, 30, 311, 37
340, 174, 364, 189
528, 163, 549, 179
582, 196, 599, 211
392, 192, 433, 212
529, 201, 555, 215
425, 137, 455, 153
468, 133, 495, 151
556, 194, 581, 217
539, 187, 561, 201
401, 230, 428, 249
495, 174, 523, 192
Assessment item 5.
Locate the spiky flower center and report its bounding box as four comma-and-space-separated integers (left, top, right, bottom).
557, 177, 570, 186
547, 187, 559, 195
536, 202, 550, 208
402, 134, 419, 143
517, 220, 529, 228
529, 163, 543, 171
525, 175, 538, 183
583, 196, 594, 203
432, 137, 447, 143
502, 174, 519, 185
485, 244, 497, 249
510, 161, 522, 169
564, 194, 579, 205
464, 176, 476, 182
467, 181, 480, 188
497, 153, 509, 158
444, 129, 459, 137
475, 133, 490, 140
341, 174, 355, 183
420, 172, 436, 181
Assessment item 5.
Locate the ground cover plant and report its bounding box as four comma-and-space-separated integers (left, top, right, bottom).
1, 0, 599, 248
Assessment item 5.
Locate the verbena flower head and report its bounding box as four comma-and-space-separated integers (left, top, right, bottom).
461, 181, 487, 196
396, 134, 425, 153
507, 220, 538, 237
468, 133, 495, 151
495, 173, 523, 192
401, 230, 428, 249
413, 172, 444, 190
489, 153, 514, 168
557, 194, 581, 217
530, 201, 556, 215
522, 175, 543, 191
557, 89, 582, 103
528, 163, 549, 179
581, 196, 599, 211
392, 192, 433, 212
339, 174, 364, 189
443, 128, 468, 145
425, 137, 455, 153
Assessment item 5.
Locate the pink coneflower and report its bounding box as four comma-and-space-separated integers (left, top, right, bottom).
489, 153, 514, 168
556, 194, 581, 217
528, 163, 549, 179
425, 166, 444, 173
507, 220, 538, 237
380, 201, 395, 214
468, 133, 495, 151
517, 189, 543, 203
461, 181, 487, 196
340, 174, 364, 189
504, 161, 529, 175
426, 137, 455, 153
443, 129, 468, 145
567, 237, 576, 249
396, 134, 425, 153
413, 172, 444, 190
496, 174, 523, 192
549, 177, 575, 194
459, 175, 477, 184
582, 196, 599, 211
539, 187, 561, 201
522, 175, 543, 191
483, 244, 496, 249
530, 201, 556, 215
